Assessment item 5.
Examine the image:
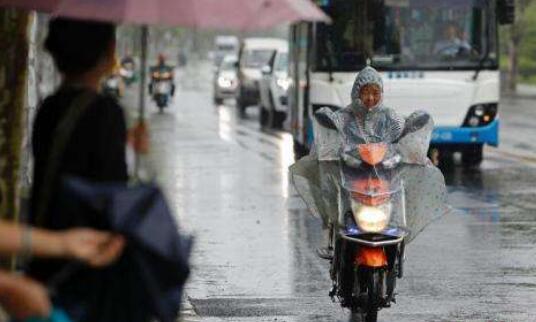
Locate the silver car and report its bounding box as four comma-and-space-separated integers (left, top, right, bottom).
213, 55, 238, 105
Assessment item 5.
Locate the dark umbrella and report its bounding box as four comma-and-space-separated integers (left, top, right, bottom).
54, 176, 193, 322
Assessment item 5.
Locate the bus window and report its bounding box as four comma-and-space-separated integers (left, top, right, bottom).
314, 0, 497, 71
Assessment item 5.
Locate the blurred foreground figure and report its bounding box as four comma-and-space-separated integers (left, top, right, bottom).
0, 221, 124, 320
28, 17, 191, 322
27, 17, 134, 322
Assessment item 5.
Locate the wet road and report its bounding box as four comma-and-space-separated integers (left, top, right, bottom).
125, 64, 536, 322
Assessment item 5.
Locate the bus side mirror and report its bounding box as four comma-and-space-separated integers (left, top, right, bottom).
261, 65, 272, 75
314, 109, 338, 130
497, 0, 515, 25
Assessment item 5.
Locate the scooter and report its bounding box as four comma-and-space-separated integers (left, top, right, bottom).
101, 74, 122, 99
329, 142, 407, 322
119, 66, 137, 86
149, 70, 174, 113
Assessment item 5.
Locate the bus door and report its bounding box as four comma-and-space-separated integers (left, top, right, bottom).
289, 22, 311, 148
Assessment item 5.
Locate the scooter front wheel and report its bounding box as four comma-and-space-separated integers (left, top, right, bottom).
364, 269, 382, 322
349, 311, 377, 322
350, 269, 381, 322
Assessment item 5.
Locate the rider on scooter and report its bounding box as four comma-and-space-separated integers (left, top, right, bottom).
315, 66, 406, 259
149, 54, 175, 96
290, 65, 448, 320
296, 66, 442, 259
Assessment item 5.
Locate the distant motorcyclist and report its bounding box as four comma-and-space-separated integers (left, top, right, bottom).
119, 54, 138, 86
102, 56, 126, 98
149, 54, 175, 96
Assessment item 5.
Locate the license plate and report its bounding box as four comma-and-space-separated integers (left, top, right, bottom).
156, 82, 171, 94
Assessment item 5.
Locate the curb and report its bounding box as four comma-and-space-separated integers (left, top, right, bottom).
501, 84, 536, 100
179, 294, 201, 322
486, 146, 536, 166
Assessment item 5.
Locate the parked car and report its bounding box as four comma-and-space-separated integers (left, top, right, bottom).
259, 45, 289, 129
235, 38, 288, 114
213, 55, 238, 105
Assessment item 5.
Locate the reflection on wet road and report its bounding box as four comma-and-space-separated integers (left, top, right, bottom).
135, 69, 536, 321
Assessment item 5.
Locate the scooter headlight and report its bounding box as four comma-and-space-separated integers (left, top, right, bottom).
351, 202, 391, 233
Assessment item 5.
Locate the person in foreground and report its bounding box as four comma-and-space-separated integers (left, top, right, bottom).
26, 17, 132, 322
0, 220, 124, 320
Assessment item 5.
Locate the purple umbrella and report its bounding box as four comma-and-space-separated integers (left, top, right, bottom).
0, 0, 330, 29
0, 0, 329, 159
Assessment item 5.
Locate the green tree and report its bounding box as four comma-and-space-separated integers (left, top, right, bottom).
505, 0, 535, 92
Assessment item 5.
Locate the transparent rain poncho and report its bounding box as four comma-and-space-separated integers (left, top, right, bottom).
290, 67, 449, 243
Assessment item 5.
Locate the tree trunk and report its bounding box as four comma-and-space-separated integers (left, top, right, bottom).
0, 8, 31, 223
508, 36, 519, 93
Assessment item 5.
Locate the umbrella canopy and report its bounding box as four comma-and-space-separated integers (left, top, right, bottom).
0, 0, 330, 30
0, 0, 330, 165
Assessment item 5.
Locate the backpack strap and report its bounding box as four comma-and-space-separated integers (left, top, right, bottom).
34, 91, 96, 226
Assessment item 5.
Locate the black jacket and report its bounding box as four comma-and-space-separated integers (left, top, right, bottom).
29, 86, 128, 281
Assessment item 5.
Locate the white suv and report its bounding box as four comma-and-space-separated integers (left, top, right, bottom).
235, 38, 288, 114
259, 46, 289, 129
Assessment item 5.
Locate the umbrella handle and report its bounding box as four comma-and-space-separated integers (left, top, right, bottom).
134, 26, 149, 178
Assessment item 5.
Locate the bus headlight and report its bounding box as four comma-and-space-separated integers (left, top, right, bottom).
351, 202, 391, 233
463, 103, 498, 127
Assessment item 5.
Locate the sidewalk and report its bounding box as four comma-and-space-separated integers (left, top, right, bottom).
179, 295, 200, 322
502, 83, 536, 99
495, 83, 536, 163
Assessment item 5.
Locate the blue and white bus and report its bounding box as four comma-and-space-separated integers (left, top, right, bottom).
288, 0, 514, 166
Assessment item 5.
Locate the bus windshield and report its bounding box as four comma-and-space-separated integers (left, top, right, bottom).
314, 0, 497, 71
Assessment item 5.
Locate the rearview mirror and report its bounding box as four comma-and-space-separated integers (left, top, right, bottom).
261, 65, 272, 75
314, 109, 337, 130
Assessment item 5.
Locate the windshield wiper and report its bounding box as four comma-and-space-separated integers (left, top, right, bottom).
473, 53, 492, 81
326, 40, 335, 82
473, 7, 492, 81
